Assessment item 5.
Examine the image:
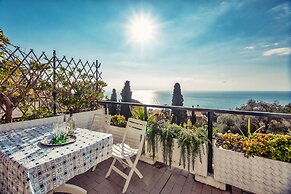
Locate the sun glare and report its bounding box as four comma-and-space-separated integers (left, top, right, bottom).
126, 12, 158, 46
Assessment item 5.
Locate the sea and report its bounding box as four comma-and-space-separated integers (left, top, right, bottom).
105, 90, 291, 110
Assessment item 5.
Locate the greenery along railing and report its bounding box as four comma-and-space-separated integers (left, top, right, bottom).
100, 100, 291, 173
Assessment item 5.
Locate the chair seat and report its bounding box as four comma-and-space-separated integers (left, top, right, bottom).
112, 143, 138, 159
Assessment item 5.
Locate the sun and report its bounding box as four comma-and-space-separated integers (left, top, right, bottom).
126, 12, 158, 46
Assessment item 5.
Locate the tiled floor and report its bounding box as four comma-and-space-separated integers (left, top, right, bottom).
66, 158, 244, 194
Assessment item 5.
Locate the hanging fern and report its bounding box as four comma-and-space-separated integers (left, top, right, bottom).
146, 110, 167, 159
159, 123, 180, 167
178, 120, 209, 171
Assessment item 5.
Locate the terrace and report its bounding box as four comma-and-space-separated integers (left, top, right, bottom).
1, 32, 291, 194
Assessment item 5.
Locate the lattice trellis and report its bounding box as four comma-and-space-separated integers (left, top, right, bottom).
0, 44, 102, 123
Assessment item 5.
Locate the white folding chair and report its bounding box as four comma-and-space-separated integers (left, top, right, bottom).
90, 113, 111, 171
89, 112, 111, 133
105, 118, 147, 193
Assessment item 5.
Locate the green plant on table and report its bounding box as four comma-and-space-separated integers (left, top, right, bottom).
51, 134, 68, 145
111, 114, 126, 128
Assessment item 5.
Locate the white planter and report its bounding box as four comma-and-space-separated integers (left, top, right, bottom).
214, 146, 291, 194
143, 139, 208, 177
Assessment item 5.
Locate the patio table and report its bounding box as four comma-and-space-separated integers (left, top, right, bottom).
0, 124, 113, 194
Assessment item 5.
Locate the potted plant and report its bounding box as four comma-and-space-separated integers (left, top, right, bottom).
214, 119, 291, 194
109, 114, 126, 143
178, 120, 209, 171
144, 114, 208, 174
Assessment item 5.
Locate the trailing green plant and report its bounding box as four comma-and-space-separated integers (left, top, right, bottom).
111, 114, 126, 128
215, 132, 291, 162
159, 122, 180, 167
178, 120, 209, 171
146, 113, 209, 170
146, 110, 166, 159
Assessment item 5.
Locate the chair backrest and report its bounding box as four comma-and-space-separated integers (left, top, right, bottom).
89, 113, 111, 133
122, 118, 147, 150
74, 109, 104, 129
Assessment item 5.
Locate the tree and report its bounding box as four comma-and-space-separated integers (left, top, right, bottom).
109, 88, 117, 115
216, 99, 291, 135
1, 30, 52, 122
171, 83, 186, 125
120, 80, 132, 119
190, 106, 197, 125
0, 29, 107, 123
237, 99, 290, 133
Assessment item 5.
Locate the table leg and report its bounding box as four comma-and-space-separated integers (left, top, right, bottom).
48, 183, 87, 194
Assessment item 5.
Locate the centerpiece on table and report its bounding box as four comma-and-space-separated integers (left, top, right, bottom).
41, 110, 77, 146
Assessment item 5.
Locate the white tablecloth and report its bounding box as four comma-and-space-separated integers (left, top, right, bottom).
0, 125, 113, 194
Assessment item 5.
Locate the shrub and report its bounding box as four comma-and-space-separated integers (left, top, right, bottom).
111, 114, 126, 128
215, 132, 291, 163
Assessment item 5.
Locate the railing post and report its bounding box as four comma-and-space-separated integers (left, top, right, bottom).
104, 103, 108, 115
207, 112, 214, 173
144, 105, 148, 121
52, 50, 57, 115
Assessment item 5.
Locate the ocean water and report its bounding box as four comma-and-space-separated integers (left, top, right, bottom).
106, 90, 291, 110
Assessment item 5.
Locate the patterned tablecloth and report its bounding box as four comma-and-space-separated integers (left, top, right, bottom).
0, 125, 113, 194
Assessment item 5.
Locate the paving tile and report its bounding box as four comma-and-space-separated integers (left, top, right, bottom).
211, 187, 222, 194
222, 191, 231, 194
175, 174, 187, 186
191, 181, 203, 194
170, 183, 183, 194
232, 186, 242, 194
160, 178, 175, 194
181, 182, 193, 194
201, 188, 212, 194
186, 173, 194, 184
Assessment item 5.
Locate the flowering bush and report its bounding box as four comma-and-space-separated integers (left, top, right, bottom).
111, 114, 126, 128
215, 132, 291, 162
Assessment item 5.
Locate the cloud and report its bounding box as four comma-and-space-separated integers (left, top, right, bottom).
271, 3, 290, 15
245, 46, 255, 50
270, 3, 291, 20
263, 47, 291, 56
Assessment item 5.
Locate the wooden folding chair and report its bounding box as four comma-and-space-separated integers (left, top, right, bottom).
90, 112, 111, 171
105, 118, 147, 193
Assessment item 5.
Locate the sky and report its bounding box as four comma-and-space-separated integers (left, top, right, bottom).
0, 0, 290, 92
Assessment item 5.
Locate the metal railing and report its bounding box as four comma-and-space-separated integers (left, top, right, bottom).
100, 100, 291, 173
